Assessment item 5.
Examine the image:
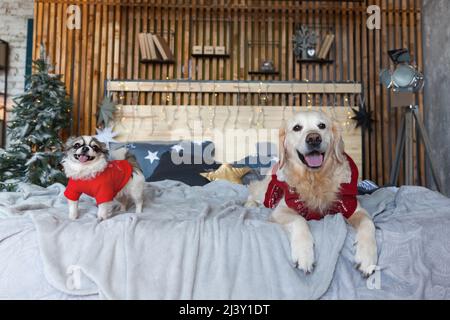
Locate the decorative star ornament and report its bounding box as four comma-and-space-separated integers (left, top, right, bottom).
351, 106, 374, 133
200, 164, 251, 185
145, 150, 159, 164
97, 97, 117, 128
95, 126, 118, 145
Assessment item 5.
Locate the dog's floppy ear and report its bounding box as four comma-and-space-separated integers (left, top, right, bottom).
331, 121, 346, 163
278, 127, 287, 169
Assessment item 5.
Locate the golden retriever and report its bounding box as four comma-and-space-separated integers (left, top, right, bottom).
247, 111, 378, 276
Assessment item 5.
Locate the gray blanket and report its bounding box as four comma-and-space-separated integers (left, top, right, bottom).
1, 181, 450, 299
324, 186, 450, 299
23, 181, 347, 299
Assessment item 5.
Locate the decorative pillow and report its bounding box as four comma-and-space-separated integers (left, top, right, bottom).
150, 152, 220, 186
357, 180, 380, 195
200, 163, 252, 185
109, 141, 216, 184
233, 142, 279, 185
241, 169, 266, 185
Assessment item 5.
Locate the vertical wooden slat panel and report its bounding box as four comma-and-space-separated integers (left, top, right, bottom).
99, 4, 108, 105
415, 0, 426, 185
54, 3, 63, 74
41, 2, 49, 50
394, 0, 404, 185
84, 4, 95, 133
33, 2, 42, 61
78, 3, 88, 135
361, 0, 370, 179
69, 5, 79, 134
90, 3, 102, 133
381, 0, 390, 185
374, 0, 383, 185
113, 5, 121, 80
48, 3, 55, 61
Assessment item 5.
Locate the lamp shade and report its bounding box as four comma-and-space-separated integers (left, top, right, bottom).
380, 63, 424, 93
392, 64, 417, 88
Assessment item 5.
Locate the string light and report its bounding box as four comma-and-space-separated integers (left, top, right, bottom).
305, 79, 313, 110
341, 94, 352, 128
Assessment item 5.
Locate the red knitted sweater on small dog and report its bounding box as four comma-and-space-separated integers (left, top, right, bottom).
263, 154, 358, 220
64, 160, 133, 205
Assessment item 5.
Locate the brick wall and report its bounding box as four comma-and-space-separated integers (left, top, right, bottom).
0, 0, 34, 126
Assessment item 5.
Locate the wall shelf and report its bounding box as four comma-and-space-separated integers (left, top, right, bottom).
140, 59, 175, 64
106, 80, 362, 94
297, 58, 334, 64
189, 16, 232, 64
247, 41, 281, 79
248, 71, 279, 76
191, 53, 230, 59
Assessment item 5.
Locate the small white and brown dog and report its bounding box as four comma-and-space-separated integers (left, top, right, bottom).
62, 136, 145, 221
247, 111, 378, 276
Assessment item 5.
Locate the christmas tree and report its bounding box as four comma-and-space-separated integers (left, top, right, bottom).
0, 45, 72, 191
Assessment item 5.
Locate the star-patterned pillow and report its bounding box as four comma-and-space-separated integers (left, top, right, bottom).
109, 141, 215, 182
232, 142, 279, 184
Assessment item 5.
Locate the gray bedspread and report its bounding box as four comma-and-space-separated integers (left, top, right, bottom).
0, 181, 449, 299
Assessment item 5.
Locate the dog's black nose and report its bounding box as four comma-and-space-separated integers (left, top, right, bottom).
306, 133, 322, 147
81, 146, 90, 153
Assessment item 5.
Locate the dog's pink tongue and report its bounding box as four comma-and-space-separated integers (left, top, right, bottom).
78, 155, 89, 163
305, 153, 324, 167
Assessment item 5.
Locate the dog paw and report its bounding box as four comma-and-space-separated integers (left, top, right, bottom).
97, 210, 111, 221
291, 234, 315, 273
68, 211, 79, 220
97, 214, 109, 221
354, 235, 378, 276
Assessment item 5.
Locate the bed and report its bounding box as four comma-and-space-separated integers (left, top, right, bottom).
2, 81, 449, 299
1, 179, 450, 300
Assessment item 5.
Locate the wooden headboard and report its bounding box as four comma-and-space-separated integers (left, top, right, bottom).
108, 81, 362, 176
112, 105, 362, 175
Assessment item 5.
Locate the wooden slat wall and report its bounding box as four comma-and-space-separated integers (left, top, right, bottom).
33, 0, 424, 187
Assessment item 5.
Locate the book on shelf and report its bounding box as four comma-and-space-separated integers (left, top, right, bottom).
317, 34, 335, 60
138, 33, 148, 60
317, 34, 329, 59
139, 32, 173, 61
146, 33, 159, 60
152, 34, 174, 61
